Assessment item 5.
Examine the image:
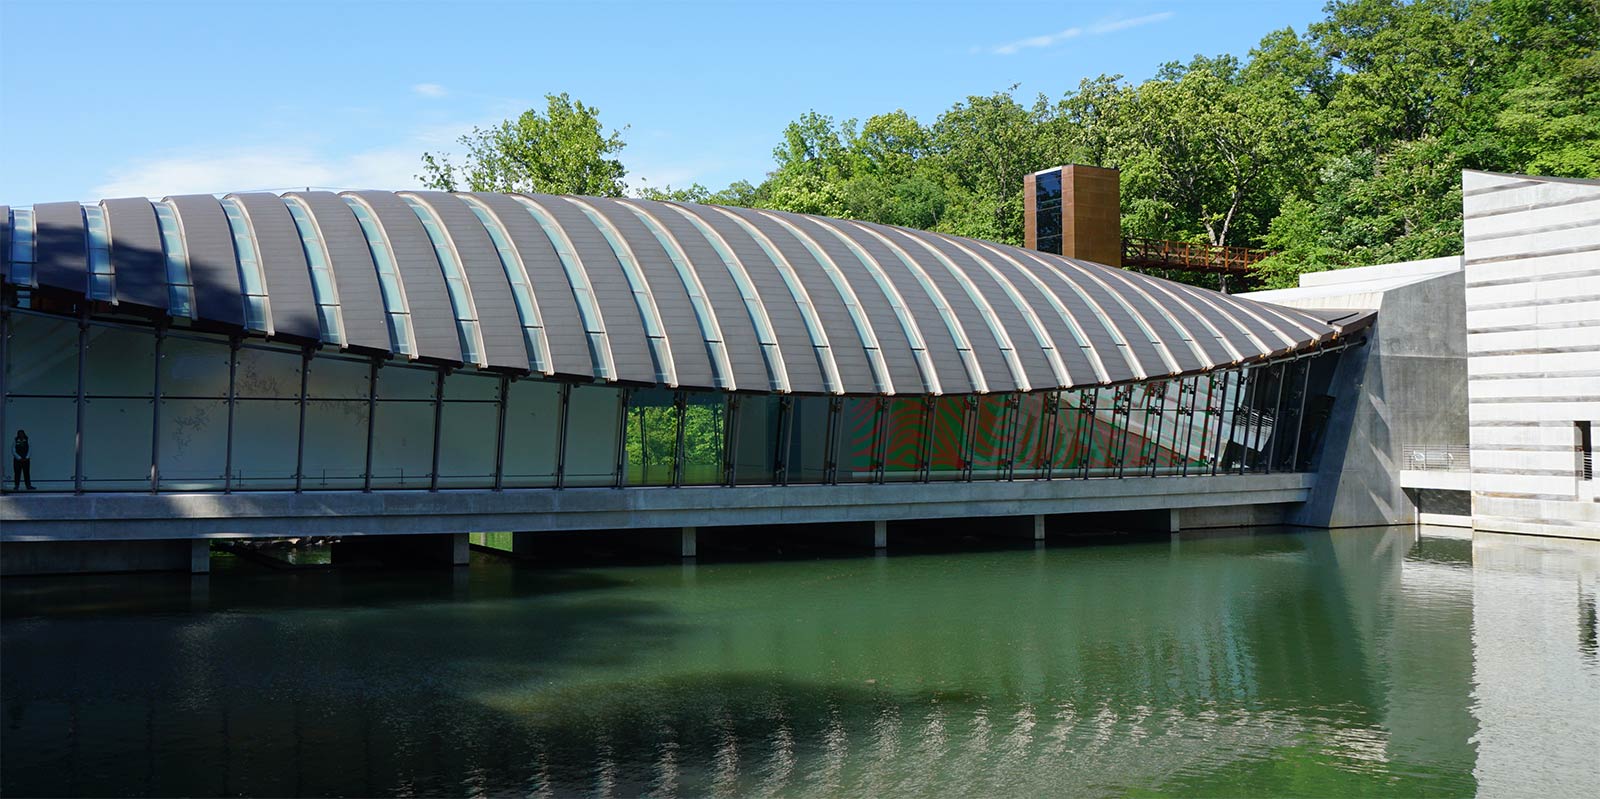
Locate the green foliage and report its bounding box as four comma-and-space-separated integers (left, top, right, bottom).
422, 0, 1597, 290
419, 93, 628, 196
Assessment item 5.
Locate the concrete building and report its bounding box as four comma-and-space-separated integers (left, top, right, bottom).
1, 189, 1363, 574
2, 169, 1593, 573
1243, 171, 1598, 539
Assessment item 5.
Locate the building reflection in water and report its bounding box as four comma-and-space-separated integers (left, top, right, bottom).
1470, 532, 1600, 798
2, 528, 1598, 797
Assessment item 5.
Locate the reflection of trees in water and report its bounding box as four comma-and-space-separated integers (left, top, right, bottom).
0, 530, 1504, 797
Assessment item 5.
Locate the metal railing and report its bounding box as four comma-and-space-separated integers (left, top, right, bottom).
1402, 445, 1470, 472
1121, 238, 1274, 275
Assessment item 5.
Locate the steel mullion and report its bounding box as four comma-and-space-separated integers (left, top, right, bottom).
429, 368, 445, 491
1076, 389, 1096, 480
1148, 382, 1168, 477
823, 396, 842, 485
918, 396, 933, 482
363, 359, 377, 492
672, 391, 687, 487
492, 375, 509, 491
294, 348, 310, 493
149, 327, 163, 492
1206, 373, 1225, 477
614, 389, 632, 488
554, 382, 571, 489
1039, 391, 1059, 481
1265, 362, 1288, 474
224, 337, 238, 493
1003, 394, 1023, 481
775, 396, 793, 485
1115, 386, 1133, 480
961, 396, 977, 482
1178, 377, 1198, 477
873, 397, 889, 484
1291, 356, 1313, 471
723, 395, 741, 486
74, 315, 86, 494
1237, 368, 1257, 475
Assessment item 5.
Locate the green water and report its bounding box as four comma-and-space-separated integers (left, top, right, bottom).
4, 527, 1598, 797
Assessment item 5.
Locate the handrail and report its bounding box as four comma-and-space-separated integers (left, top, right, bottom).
1120, 237, 1274, 275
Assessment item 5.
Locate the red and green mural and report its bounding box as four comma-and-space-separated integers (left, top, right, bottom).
835, 372, 1251, 480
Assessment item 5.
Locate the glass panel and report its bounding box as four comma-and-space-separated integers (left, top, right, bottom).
85, 325, 156, 397
160, 336, 231, 398
928, 395, 968, 481
231, 400, 299, 489
1052, 390, 1089, 473
302, 399, 368, 490
1012, 392, 1049, 478
370, 401, 434, 489
971, 395, 1011, 479
307, 355, 371, 400
839, 397, 880, 483
375, 364, 436, 400
883, 397, 925, 482
235, 346, 302, 399
157, 398, 228, 490
681, 392, 726, 486
785, 396, 831, 484
501, 379, 560, 488
564, 384, 621, 487
4, 397, 77, 491
443, 370, 499, 402
625, 388, 678, 487
733, 396, 780, 485
5, 314, 78, 396
437, 401, 497, 489
82, 397, 153, 490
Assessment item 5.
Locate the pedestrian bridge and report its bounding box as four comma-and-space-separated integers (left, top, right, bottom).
1, 189, 1368, 571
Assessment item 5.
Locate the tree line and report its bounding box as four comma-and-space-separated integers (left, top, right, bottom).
420, 0, 1598, 288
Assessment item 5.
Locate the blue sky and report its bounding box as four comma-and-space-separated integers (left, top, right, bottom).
0, 0, 1327, 205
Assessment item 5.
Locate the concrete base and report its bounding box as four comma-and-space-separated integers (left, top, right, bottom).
1, 538, 211, 576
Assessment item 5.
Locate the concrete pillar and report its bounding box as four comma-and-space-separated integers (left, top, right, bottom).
680, 527, 698, 559
873, 520, 887, 549
1168, 508, 1181, 533
449, 532, 470, 566
1033, 514, 1047, 541
190, 539, 211, 574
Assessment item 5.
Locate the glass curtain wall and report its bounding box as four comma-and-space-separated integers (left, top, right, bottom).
3, 308, 1347, 495
3, 314, 81, 491
681, 392, 727, 486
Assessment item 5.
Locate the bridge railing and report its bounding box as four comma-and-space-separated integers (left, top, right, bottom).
1121, 238, 1274, 275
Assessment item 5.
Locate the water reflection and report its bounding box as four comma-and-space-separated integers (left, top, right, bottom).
3, 527, 1598, 797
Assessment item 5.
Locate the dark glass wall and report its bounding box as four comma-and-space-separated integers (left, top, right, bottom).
1, 308, 1347, 496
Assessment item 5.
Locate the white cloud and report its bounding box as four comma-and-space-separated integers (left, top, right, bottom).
90, 145, 424, 198
984, 11, 1174, 55
412, 82, 448, 99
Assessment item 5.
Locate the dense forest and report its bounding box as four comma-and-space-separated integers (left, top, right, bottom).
421, 0, 1600, 288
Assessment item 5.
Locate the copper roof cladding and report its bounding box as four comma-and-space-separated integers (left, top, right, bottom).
2, 191, 1362, 394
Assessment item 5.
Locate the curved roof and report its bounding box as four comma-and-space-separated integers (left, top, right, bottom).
1, 191, 1360, 395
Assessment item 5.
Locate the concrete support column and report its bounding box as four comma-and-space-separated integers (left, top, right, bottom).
449, 532, 470, 566
679, 527, 698, 559
1168, 508, 1181, 533
190, 539, 211, 574
1033, 514, 1046, 541
873, 520, 887, 549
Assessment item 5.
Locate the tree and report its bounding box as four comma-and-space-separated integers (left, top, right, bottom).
419, 93, 629, 196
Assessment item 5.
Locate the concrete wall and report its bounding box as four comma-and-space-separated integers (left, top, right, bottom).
1292, 269, 1469, 528
1463, 171, 1600, 539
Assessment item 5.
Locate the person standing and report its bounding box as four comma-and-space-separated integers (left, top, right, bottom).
12, 429, 34, 491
